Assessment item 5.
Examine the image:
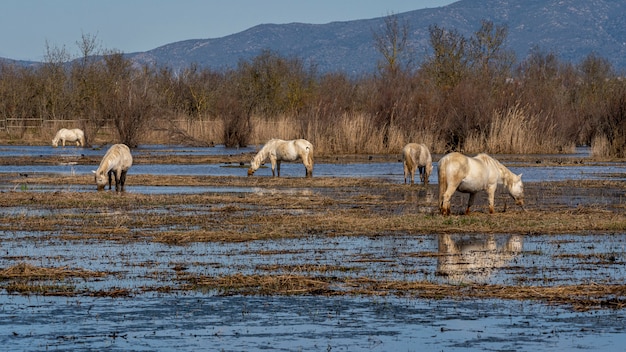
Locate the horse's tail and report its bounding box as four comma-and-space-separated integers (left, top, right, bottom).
305, 143, 314, 177
402, 145, 416, 183
438, 156, 448, 212
423, 146, 433, 183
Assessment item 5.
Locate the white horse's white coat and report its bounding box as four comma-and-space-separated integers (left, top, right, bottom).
52, 128, 85, 147
93, 144, 133, 191
248, 139, 314, 177
402, 143, 433, 185
438, 152, 524, 215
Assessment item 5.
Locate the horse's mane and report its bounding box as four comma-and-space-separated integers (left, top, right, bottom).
97, 144, 130, 175
252, 140, 277, 165
474, 153, 517, 186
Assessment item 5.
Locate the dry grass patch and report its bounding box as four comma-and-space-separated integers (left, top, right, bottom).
0, 262, 105, 279
186, 273, 334, 296
184, 273, 626, 311
3, 179, 626, 245
0, 262, 109, 296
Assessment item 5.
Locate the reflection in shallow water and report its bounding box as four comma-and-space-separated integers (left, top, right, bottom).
0, 233, 625, 350
436, 234, 523, 283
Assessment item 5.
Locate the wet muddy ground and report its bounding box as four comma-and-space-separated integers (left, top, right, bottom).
1, 146, 626, 351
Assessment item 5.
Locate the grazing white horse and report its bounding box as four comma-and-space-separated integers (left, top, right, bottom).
248, 138, 314, 177
92, 144, 133, 191
402, 143, 433, 185
438, 152, 524, 215
52, 128, 85, 147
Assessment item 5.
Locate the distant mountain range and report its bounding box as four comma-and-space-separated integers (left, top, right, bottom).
4, 0, 626, 75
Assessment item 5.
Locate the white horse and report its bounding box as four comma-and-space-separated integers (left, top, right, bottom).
248, 138, 314, 177
438, 152, 524, 215
92, 144, 133, 191
52, 128, 85, 147
402, 143, 433, 185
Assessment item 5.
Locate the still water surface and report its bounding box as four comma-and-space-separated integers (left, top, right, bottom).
1, 145, 625, 194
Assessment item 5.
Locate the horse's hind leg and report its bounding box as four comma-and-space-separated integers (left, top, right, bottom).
487, 185, 497, 213
465, 193, 477, 215
119, 170, 128, 191
440, 185, 454, 216
403, 163, 409, 184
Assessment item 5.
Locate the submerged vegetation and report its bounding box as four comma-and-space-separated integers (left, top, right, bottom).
0, 18, 625, 156
1, 170, 626, 310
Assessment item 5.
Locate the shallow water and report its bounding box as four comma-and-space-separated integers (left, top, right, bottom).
0, 233, 625, 351
1, 233, 624, 291
1, 146, 626, 195
2, 294, 625, 352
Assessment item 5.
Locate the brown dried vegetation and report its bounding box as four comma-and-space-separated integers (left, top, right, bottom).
1, 167, 626, 309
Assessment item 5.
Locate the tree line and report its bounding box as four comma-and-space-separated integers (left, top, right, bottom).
1, 17, 625, 157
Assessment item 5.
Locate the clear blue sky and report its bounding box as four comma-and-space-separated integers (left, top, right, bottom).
1, 0, 456, 61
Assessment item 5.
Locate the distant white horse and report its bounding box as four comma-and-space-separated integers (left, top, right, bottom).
402, 143, 433, 185
248, 138, 314, 177
52, 128, 85, 147
92, 144, 133, 191
438, 152, 524, 215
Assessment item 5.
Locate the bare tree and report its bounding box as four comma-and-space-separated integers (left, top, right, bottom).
422, 24, 469, 91
372, 13, 412, 147
100, 51, 155, 147
469, 20, 514, 75
373, 13, 411, 78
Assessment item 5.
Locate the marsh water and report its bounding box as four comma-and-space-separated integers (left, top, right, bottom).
1, 145, 626, 191
1, 145, 626, 351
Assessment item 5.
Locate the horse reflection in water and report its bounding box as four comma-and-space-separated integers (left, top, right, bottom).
436, 234, 523, 283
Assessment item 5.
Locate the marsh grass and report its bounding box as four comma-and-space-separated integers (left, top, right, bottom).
464, 105, 575, 154
0, 262, 108, 296
591, 133, 611, 158
2, 178, 626, 240
2, 172, 626, 308
183, 273, 626, 311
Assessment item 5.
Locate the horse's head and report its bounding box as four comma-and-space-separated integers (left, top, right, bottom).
51, 138, 58, 148
508, 173, 524, 207
92, 170, 106, 191
248, 157, 260, 176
